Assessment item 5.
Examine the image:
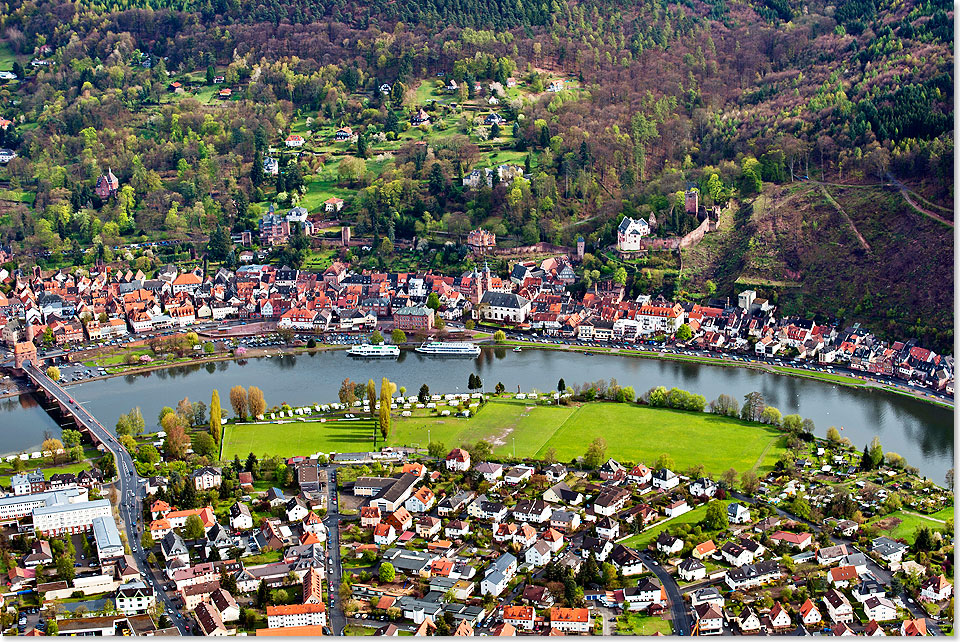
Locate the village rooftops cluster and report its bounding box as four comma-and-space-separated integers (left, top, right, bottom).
0, 249, 950, 394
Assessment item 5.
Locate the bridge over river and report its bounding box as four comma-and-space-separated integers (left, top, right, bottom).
21, 361, 190, 635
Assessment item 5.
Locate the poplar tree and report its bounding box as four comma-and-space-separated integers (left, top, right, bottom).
210, 390, 222, 443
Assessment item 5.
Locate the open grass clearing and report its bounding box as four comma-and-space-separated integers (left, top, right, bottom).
616, 612, 673, 636
620, 499, 735, 550
391, 398, 577, 456
867, 507, 954, 543
536, 404, 785, 475
219, 398, 785, 477
221, 418, 379, 460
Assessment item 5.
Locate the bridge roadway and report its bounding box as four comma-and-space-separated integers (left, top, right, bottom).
23, 361, 191, 635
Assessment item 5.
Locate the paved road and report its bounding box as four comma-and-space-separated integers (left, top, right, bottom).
323, 466, 346, 635
638, 551, 691, 635
25, 362, 191, 635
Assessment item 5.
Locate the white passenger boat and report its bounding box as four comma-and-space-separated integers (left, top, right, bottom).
415, 341, 481, 357
347, 344, 400, 358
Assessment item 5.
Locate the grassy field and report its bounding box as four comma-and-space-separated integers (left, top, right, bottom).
220, 399, 785, 475
220, 418, 380, 460
616, 613, 673, 636
0, 43, 16, 71
619, 499, 734, 550
535, 404, 785, 475
391, 398, 577, 456
0, 446, 99, 487
868, 507, 954, 543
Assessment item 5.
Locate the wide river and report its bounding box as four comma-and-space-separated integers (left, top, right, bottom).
2, 349, 954, 482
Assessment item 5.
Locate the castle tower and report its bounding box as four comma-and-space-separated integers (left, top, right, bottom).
577, 236, 585, 260
685, 188, 699, 215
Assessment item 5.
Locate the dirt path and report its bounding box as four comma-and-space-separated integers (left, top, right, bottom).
816, 184, 871, 251
901, 510, 950, 523
751, 437, 781, 472
886, 172, 954, 228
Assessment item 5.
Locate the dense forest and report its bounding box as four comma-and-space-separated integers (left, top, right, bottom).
0, 0, 952, 347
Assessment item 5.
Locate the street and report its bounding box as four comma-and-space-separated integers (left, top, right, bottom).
323, 466, 346, 635
638, 551, 692, 635
26, 362, 191, 635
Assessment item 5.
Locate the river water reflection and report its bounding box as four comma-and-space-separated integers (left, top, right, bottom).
2, 349, 953, 482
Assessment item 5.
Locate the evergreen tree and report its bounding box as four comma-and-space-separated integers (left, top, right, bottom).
252, 150, 264, 187
208, 226, 230, 262
256, 580, 268, 607
357, 132, 368, 158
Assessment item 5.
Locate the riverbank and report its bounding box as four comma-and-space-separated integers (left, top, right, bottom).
497, 339, 954, 408
8, 338, 950, 410
3, 338, 952, 482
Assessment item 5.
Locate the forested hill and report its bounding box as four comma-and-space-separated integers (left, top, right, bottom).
0, 0, 953, 348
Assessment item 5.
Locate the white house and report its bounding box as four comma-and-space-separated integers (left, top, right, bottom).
664, 499, 690, 518
690, 478, 718, 498
823, 589, 854, 623
478, 291, 531, 324
445, 449, 471, 472
799, 599, 822, 626
474, 462, 503, 482
116, 580, 155, 615
652, 468, 679, 490
624, 577, 665, 611
524, 541, 553, 567
480, 553, 517, 596
863, 596, 897, 622
727, 503, 751, 524
616, 217, 650, 252
656, 533, 683, 555
693, 604, 723, 635
678, 557, 706, 582
920, 575, 953, 602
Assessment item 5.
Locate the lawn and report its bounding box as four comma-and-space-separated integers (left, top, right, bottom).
220, 418, 380, 460
344, 625, 378, 635
867, 507, 954, 543
0, 447, 98, 487
0, 42, 16, 70
83, 347, 153, 367
0, 189, 35, 204
616, 612, 673, 635
536, 404, 786, 475
619, 499, 734, 550
221, 400, 786, 473
390, 399, 577, 456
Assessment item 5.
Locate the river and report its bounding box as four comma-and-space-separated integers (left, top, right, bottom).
2, 349, 953, 483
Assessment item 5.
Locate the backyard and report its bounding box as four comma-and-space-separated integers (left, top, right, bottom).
867, 507, 955, 543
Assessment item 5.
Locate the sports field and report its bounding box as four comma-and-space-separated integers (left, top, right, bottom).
390, 399, 578, 457
220, 418, 379, 460
220, 399, 785, 475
